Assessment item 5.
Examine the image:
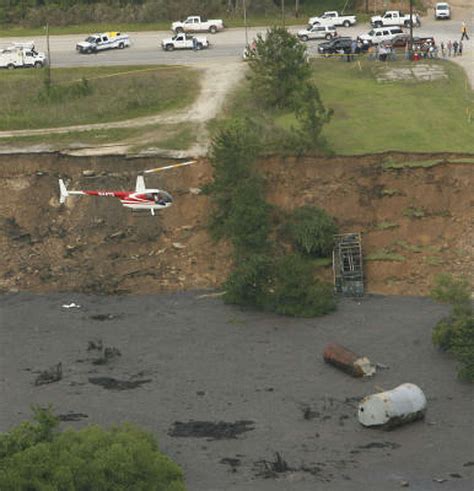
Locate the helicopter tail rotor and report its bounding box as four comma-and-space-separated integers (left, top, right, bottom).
143, 160, 197, 174
58, 179, 69, 204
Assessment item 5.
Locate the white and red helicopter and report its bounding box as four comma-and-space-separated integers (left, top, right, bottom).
58, 160, 196, 216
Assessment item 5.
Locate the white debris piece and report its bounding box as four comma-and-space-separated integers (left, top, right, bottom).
62, 302, 81, 309
358, 383, 427, 429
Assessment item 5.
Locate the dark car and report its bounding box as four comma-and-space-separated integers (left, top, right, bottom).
318, 37, 369, 55
388, 34, 436, 48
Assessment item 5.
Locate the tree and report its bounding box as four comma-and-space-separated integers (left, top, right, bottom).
247, 26, 311, 109
0, 408, 185, 491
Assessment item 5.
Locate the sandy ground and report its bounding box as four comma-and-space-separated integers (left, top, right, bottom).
1, 292, 473, 491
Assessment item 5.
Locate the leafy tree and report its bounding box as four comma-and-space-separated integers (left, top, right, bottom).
270, 253, 336, 317
224, 253, 273, 308
284, 205, 338, 257
431, 274, 474, 382
247, 26, 311, 109
0, 408, 186, 491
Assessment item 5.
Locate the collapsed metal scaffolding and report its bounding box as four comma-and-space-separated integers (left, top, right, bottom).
332, 232, 364, 297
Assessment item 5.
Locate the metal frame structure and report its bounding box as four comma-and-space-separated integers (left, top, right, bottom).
332, 232, 364, 296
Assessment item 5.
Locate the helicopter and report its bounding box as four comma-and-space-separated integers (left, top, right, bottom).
58, 160, 197, 216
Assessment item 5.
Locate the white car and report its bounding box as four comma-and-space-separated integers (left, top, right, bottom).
76, 32, 130, 54
161, 33, 209, 51
435, 2, 451, 19
359, 26, 404, 45
297, 25, 338, 41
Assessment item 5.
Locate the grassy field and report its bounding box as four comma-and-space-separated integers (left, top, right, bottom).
239, 58, 473, 154
0, 65, 199, 130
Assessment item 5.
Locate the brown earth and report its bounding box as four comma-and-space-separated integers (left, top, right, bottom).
0, 152, 472, 296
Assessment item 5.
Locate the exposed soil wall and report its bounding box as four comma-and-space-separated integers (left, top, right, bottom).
0, 152, 472, 296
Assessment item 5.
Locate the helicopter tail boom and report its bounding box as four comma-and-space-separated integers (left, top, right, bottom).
59, 179, 69, 204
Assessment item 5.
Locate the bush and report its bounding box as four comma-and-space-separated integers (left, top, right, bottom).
270, 254, 336, 317
224, 253, 273, 308
431, 274, 473, 381
37, 78, 93, 104
0, 408, 185, 491
284, 206, 338, 257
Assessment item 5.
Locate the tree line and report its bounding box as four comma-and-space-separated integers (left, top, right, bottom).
0, 0, 354, 27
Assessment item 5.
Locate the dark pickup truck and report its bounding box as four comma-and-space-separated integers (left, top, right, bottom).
318, 37, 368, 55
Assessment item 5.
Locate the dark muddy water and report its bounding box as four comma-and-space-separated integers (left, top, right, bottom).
1, 292, 472, 490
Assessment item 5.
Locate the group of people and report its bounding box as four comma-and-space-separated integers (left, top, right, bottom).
439, 40, 464, 57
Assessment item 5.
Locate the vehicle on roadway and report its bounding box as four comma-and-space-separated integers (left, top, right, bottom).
359, 26, 405, 45
161, 33, 209, 51
308, 11, 357, 27
371, 10, 421, 28
76, 32, 130, 54
297, 25, 338, 41
434, 2, 451, 19
171, 16, 224, 34
0, 42, 46, 69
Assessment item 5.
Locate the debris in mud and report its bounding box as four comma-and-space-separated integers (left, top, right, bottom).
35, 362, 62, 386
254, 452, 324, 479
92, 346, 122, 365
301, 406, 320, 420
62, 302, 81, 309
357, 442, 401, 450
463, 461, 474, 467
90, 313, 119, 321
220, 458, 241, 472
87, 339, 103, 351
323, 343, 376, 377
88, 377, 151, 390
58, 412, 88, 421
3, 217, 31, 243
169, 420, 255, 440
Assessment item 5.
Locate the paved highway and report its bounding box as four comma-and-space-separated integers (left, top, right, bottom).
0, 15, 471, 69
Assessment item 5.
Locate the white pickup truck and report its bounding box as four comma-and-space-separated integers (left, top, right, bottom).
76, 32, 131, 54
308, 11, 357, 27
0, 43, 46, 69
171, 16, 224, 34
161, 33, 209, 51
371, 10, 420, 28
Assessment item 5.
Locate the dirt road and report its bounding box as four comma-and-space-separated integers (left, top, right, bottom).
0, 292, 472, 490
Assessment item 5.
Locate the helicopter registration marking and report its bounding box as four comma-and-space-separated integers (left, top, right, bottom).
98, 192, 115, 196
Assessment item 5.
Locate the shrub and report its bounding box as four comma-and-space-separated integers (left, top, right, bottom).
0, 408, 185, 491
37, 78, 93, 104
431, 273, 473, 381
223, 253, 273, 308
269, 253, 336, 317
284, 206, 338, 257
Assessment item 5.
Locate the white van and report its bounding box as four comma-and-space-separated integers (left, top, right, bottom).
358, 26, 404, 45
435, 2, 450, 20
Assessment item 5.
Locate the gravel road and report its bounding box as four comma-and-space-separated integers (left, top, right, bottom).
1, 292, 473, 490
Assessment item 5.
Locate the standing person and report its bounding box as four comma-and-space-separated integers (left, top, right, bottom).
453, 40, 459, 56
461, 22, 469, 41
447, 40, 452, 57
459, 40, 463, 56
192, 35, 198, 51
351, 39, 357, 61
440, 41, 445, 57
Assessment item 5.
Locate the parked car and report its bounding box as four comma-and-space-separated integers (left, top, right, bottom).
317, 37, 368, 55
297, 25, 338, 41
435, 2, 451, 19
171, 16, 224, 34
76, 32, 130, 54
308, 11, 357, 27
161, 33, 209, 51
359, 26, 405, 45
371, 10, 420, 28
388, 34, 436, 48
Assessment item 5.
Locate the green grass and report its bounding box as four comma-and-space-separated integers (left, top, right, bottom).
366, 250, 406, 262
375, 221, 399, 230
0, 65, 199, 130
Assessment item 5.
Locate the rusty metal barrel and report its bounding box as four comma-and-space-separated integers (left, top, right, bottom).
358, 383, 427, 429
323, 343, 375, 378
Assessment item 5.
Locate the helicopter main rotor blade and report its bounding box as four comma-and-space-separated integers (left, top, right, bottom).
143, 160, 197, 174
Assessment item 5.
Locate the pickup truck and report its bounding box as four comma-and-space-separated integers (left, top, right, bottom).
171, 16, 224, 34
371, 11, 420, 28
0, 43, 46, 69
308, 11, 357, 27
161, 33, 209, 51
76, 32, 130, 54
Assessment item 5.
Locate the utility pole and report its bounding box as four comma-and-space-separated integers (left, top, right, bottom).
409, 0, 414, 58
243, 0, 248, 46
281, 0, 285, 27
45, 23, 51, 90
295, 0, 299, 18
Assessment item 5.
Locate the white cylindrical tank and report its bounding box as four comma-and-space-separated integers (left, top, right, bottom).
358, 383, 427, 429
